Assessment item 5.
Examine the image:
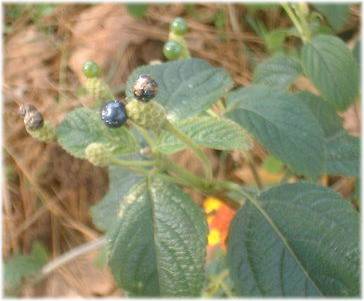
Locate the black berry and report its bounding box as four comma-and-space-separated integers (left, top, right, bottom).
100, 100, 127, 128
133, 74, 158, 102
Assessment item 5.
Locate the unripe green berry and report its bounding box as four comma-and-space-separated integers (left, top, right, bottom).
26, 121, 56, 143
125, 99, 167, 130
85, 143, 112, 167
82, 60, 101, 78
163, 40, 183, 60
170, 17, 188, 35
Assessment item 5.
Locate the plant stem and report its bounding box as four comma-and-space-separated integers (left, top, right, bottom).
129, 120, 157, 152
282, 3, 310, 43
164, 120, 213, 181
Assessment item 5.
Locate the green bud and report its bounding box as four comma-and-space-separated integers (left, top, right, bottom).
170, 17, 188, 36
26, 121, 56, 143
125, 99, 167, 130
84, 78, 114, 105
85, 143, 112, 167
163, 40, 183, 60
82, 60, 101, 78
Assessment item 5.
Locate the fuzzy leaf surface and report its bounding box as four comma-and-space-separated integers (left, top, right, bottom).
108, 176, 208, 296
157, 116, 251, 154
298, 92, 359, 177
301, 35, 359, 111
253, 54, 302, 90
227, 183, 359, 296
126, 58, 233, 120
91, 166, 143, 232
56, 107, 138, 159
225, 86, 325, 177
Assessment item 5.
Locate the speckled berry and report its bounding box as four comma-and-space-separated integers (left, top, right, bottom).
100, 100, 127, 128
163, 40, 183, 60
170, 17, 188, 35
133, 74, 158, 102
19, 104, 44, 130
83, 60, 101, 78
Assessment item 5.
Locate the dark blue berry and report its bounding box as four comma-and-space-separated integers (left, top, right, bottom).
100, 100, 127, 128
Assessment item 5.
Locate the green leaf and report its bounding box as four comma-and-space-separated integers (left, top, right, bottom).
262, 155, 284, 174
126, 58, 233, 120
5, 242, 48, 294
313, 4, 350, 31
157, 116, 252, 154
225, 86, 325, 177
91, 166, 143, 232
126, 3, 148, 19
297, 92, 359, 176
227, 183, 359, 296
253, 53, 302, 90
108, 176, 208, 296
56, 107, 138, 159
301, 35, 359, 111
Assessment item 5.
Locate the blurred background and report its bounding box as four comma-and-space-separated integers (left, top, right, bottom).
3, 3, 361, 297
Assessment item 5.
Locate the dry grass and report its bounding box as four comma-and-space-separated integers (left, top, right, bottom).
3, 3, 360, 297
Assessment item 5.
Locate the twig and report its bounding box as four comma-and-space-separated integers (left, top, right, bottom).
41, 236, 106, 277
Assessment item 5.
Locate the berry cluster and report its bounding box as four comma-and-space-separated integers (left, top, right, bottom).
99, 74, 159, 129
163, 17, 189, 60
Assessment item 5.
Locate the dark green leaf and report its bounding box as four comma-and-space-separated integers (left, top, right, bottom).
227, 183, 359, 296
225, 86, 325, 177
253, 53, 302, 89
313, 4, 350, 31
91, 166, 143, 232
108, 176, 208, 296
126, 58, 233, 120
297, 92, 359, 176
56, 107, 138, 159
5, 242, 48, 294
301, 35, 359, 111
157, 116, 251, 154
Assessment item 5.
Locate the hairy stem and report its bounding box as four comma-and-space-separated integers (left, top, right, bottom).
164, 120, 213, 181
282, 3, 310, 43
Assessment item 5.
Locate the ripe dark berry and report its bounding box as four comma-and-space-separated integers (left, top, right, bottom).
133, 74, 158, 102
170, 17, 188, 35
163, 40, 183, 60
100, 100, 127, 128
83, 60, 101, 78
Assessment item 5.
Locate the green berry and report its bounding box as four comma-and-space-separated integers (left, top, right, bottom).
163, 40, 183, 60
82, 60, 101, 78
170, 17, 188, 35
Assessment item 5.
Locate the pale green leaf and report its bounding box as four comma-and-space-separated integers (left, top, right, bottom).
301, 35, 359, 111
56, 107, 138, 159
108, 176, 208, 296
225, 86, 325, 177
126, 58, 233, 120
157, 116, 252, 154
227, 183, 359, 296
253, 54, 302, 89
297, 92, 359, 176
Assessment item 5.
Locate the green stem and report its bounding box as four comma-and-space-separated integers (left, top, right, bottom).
282, 3, 310, 43
109, 158, 155, 175
129, 120, 157, 152
160, 156, 212, 193
164, 120, 213, 181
